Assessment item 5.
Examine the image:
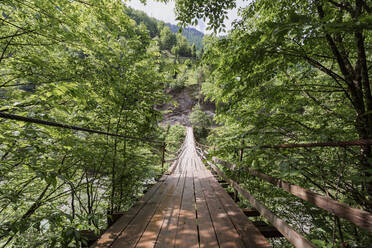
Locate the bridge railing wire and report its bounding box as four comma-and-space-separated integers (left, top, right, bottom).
242, 139, 372, 149
197, 138, 372, 150
0, 112, 163, 144
0, 111, 187, 177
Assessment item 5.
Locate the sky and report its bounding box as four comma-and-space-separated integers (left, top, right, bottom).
125, 0, 249, 34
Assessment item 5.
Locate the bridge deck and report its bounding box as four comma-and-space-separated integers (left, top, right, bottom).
92, 128, 271, 248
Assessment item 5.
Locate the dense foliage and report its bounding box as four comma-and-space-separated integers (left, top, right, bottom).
125, 8, 202, 56
166, 0, 372, 246
189, 104, 213, 141
0, 1, 186, 247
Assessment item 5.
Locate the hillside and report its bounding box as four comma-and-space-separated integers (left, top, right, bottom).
165, 23, 204, 50
125, 7, 204, 50
125, 7, 212, 128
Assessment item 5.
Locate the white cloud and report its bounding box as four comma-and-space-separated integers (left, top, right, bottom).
125, 0, 176, 24
197, 19, 206, 33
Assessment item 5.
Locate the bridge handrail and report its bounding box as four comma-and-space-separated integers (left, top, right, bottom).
196, 143, 372, 248
210, 156, 372, 232
240, 139, 372, 150
205, 159, 316, 248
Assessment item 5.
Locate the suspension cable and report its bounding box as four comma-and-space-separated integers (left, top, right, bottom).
0, 112, 162, 144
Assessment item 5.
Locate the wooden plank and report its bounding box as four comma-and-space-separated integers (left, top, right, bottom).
174, 162, 198, 248
155, 164, 187, 248
111, 174, 178, 248
135, 173, 182, 248
91, 180, 164, 248
206, 168, 271, 248
197, 163, 245, 248
212, 157, 372, 232
193, 159, 219, 248
209, 162, 316, 248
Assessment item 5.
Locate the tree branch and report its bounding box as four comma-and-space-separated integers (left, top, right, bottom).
0, 30, 18, 63
0, 30, 36, 41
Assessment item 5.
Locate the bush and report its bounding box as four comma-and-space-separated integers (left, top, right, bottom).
189, 104, 212, 142
163, 124, 186, 153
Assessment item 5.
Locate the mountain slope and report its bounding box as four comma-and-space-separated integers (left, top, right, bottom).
124, 7, 204, 50
166, 23, 204, 50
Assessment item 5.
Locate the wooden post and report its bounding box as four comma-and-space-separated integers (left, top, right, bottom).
161, 142, 166, 173
234, 141, 244, 202
106, 208, 113, 227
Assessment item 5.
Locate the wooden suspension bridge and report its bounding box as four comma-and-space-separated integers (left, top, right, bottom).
91, 128, 272, 248
89, 127, 372, 248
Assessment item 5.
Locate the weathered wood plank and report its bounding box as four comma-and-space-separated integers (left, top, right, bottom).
198, 164, 245, 248
91, 180, 164, 248
135, 173, 182, 248
207, 171, 272, 248
111, 174, 177, 248
193, 159, 219, 248
155, 164, 187, 248
174, 163, 198, 248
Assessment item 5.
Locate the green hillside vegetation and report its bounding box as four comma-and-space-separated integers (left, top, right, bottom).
125, 7, 202, 94
125, 8, 203, 54
165, 23, 204, 51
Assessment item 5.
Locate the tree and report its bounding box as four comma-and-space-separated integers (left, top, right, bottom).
160, 26, 177, 51
189, 104, 212, 141
174, 34, 192, 57
125, 8, 160, 38
191, 43, 197, 58
169, 0, 236, 32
